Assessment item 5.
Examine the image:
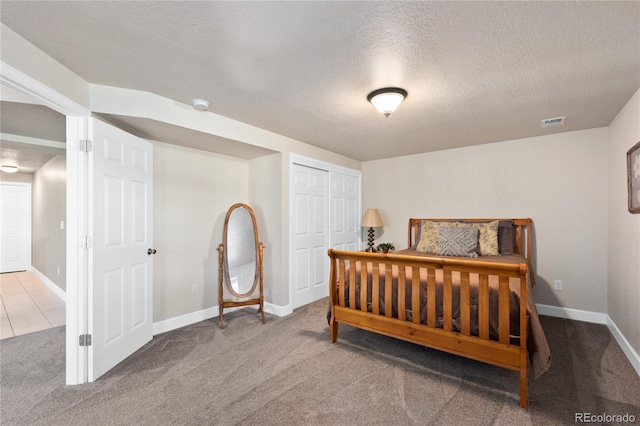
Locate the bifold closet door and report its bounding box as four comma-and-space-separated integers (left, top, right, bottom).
329, 171, 359, 252
291, 164, 329, 309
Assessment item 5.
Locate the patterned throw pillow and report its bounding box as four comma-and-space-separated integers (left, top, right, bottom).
473, 220, 500, 256
416, 221, 460, 253
438, 226, 479, 257
415, 221, 439, 253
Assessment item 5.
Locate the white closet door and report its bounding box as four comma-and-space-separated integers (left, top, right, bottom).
89, 118, 153, 381
330, 171, 360, 251
291, 164, 329, 309
0, 183, 31, 273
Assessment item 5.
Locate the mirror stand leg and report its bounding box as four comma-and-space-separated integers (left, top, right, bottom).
260, 302, 265, 324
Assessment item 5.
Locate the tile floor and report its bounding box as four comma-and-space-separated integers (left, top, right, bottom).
0, 271, 65, 340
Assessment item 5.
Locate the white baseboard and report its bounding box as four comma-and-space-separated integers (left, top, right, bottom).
606, 317, 640, 377
536, 303, 639, 377
152, 302, 291, 336
153, 306, 217, 335
29, 266, 66, 302
535, 303, 607, 324
264, 302, 292, 317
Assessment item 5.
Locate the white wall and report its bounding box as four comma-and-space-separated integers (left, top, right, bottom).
32, 155, 66, 291
153, 141, 249, 322
608, 88, 640, 355
363, 128, 609, 313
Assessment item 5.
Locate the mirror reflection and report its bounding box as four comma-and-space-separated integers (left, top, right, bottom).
225, 206, 257, 297
218, 203, 265, 329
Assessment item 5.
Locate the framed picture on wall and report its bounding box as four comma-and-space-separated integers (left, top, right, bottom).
628, 140, 640, 213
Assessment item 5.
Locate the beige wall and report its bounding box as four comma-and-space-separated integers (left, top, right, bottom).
32, 155, 66, 291
608, 88, 640, 355
0, 172, 32, 183
363, 127, 609, 313
249, 154, 284, 307
152, 141, 249, 322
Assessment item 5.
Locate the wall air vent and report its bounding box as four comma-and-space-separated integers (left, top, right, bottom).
541, 116, 565, 128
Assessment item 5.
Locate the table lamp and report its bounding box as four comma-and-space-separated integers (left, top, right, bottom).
361, 208, 384, 252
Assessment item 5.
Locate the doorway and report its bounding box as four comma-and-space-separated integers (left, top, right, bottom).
0, 99, 68, 340
0, 182, 62, 340
1, 65, 152, 384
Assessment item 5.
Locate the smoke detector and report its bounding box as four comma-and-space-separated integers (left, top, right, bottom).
541, 116, 565, 128
192, 99, 209, 111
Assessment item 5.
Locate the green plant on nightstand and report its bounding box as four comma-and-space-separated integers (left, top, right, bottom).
377, 242, 395, 253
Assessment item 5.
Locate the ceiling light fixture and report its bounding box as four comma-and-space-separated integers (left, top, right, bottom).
192, 98, 210, 111
1, 165, 19, 173
367, 87, 408, 118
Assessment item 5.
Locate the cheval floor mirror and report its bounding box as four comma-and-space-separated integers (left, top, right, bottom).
218, 203, 265, 329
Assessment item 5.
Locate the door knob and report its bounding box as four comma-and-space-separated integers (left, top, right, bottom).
147, 248, 157, 255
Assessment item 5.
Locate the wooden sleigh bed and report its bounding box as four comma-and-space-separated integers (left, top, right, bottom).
327, 218, 551, 408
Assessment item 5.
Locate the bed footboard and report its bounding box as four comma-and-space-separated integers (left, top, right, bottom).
327, 249, 529, 408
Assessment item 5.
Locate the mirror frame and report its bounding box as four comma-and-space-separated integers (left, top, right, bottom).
222, 203, 260, 298
218, 203, 265, 329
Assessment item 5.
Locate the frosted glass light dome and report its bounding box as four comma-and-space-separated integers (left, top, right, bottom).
367, 88, 408, 118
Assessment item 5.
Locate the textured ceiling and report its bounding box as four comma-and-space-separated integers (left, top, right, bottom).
0, 101, 66, 174
1, 1, 639, 161
1, 101, 66, 142
0, 140, 64, 174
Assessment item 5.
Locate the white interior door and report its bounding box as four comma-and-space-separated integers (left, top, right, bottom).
0, 183, 31, 273
89, 118, 153, 381
330, 172, 360, 251
292, 164, 328, 309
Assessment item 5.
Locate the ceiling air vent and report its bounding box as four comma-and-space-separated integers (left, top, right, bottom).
541, 116, 565, 128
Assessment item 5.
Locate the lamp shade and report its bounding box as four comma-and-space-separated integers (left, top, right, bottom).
361, 209, 384, 227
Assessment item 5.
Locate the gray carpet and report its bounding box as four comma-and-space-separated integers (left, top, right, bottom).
1, 298, 639, 425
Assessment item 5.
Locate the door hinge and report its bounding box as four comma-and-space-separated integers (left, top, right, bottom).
79, 334, 92, 347
79, 139, 93, 152
81, 236, 93, 249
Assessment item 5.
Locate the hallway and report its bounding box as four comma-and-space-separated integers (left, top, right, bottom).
0, 271, 65, 339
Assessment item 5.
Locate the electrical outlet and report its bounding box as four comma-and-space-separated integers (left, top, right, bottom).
191, 284, 199, 296
60, 220, 65, 230
553, 280, 563, 291
57, 266, 61, 276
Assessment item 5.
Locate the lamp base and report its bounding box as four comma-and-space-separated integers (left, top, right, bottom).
367, 227, 375, 252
